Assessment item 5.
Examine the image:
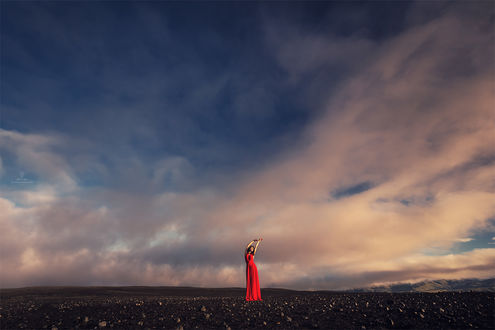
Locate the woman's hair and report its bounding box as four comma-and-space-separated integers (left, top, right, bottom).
246, 245, 255, 254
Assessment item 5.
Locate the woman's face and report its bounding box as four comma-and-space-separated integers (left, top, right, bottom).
248, 246, 254, 254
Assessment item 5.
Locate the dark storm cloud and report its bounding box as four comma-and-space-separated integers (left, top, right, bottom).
1, 1, 314, 183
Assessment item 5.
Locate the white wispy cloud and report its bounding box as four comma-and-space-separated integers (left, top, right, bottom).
455, 238, 474, 243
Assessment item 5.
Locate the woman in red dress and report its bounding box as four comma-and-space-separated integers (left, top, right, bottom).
245, 238, 263, 301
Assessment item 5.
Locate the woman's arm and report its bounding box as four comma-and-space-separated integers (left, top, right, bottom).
254, 238, 262, 255
246, 240, 256, 250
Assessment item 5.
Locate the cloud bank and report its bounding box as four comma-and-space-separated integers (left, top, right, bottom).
1, 1, 494, 289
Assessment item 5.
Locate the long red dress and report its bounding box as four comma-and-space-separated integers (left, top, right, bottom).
245, 252, 262, 301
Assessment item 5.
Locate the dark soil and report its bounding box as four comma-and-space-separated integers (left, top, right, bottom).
1, 287, 493, 329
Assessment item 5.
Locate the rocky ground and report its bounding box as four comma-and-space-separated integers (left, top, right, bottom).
0, 287, 493, 329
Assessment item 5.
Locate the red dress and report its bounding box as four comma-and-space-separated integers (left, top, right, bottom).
245, 252, 262, 301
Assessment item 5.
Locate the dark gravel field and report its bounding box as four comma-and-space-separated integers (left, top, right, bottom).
0, 287, 493, 329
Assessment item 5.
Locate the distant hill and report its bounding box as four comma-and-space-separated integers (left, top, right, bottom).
347, 278, 495, 293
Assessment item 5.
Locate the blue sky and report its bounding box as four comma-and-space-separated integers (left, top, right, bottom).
2, 2, 413, 178
4, 2, 315, 177
1, 1, 494, 289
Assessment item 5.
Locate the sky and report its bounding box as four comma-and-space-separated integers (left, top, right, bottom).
1, 1, 494, 290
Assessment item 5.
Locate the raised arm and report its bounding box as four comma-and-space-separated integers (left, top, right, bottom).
254, 238, 263, 255
246, 240, 256, 250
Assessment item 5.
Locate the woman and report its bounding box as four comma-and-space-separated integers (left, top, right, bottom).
245, 238, 263, 301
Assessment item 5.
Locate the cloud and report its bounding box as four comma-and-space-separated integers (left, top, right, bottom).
0, 129, 78, 193
454, 238, 473, 243
1, 1, 494, 289
268, 248, 495, 290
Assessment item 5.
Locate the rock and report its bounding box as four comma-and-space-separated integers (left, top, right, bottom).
98, 321, 107, 327
1, 290, 493, 330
